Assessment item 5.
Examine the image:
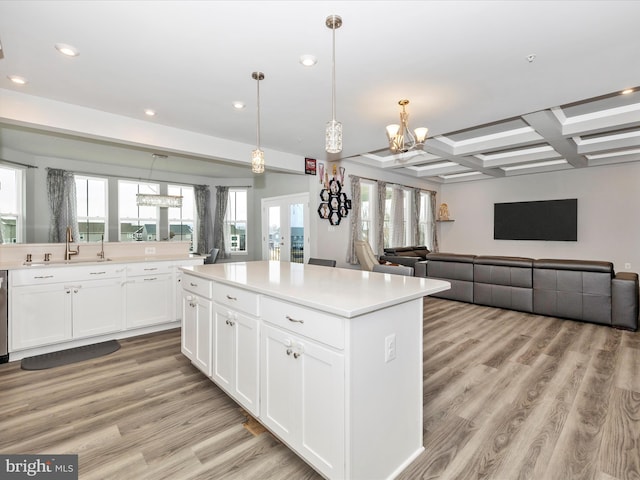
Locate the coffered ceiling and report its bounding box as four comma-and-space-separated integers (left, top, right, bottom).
0, 1, 639, 183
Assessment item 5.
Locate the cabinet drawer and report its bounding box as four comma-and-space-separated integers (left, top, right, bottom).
261, 296, 344, 349
182, 273, 213, 299
213, 283, 259, 317
11, 264, 123, 286
126, 262, 172, 276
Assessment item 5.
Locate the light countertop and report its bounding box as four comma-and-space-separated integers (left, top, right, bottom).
183, 261, 451, 318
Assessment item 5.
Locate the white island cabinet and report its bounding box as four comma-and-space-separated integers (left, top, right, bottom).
181, 261, 450, 480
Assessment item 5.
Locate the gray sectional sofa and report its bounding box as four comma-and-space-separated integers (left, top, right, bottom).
414, 253, 638, 331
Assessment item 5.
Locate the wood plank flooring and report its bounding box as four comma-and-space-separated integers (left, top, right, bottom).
1, 297, 639, 479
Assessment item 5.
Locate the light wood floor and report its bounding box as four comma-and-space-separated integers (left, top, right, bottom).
1, 297, 639, 480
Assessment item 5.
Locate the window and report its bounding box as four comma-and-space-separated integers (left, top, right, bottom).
226, 189, 247, 253
418, 191, 434, 249
360, 180, 376, 250
118, 180, 159, 241
168, 185, 196, 251
0, 165, 24, 243
384, 186, 411, 248
75, 175, 108, 242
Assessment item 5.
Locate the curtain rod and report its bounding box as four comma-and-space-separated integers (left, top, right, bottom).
348, 173, 437, 194
0, 158, 38, 169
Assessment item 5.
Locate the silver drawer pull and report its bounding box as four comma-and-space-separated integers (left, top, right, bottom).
143, 277, 157, 281
144, 267, 158, 271
226, 294, 237, 301
286, 315, 304, 324
34, 275, 54, 279
190, 282, 198, 287
89, 271, 106, 275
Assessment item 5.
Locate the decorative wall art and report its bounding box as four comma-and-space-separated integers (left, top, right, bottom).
317, 164, 351, 225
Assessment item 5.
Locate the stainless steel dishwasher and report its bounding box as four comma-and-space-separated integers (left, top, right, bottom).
0, 270, 7, 363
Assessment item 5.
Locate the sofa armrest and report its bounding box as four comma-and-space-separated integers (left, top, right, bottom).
379, 255, 422, 268
414, 260, 427, 278
612, 272, 639, 331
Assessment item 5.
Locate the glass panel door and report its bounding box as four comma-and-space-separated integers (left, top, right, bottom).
268, 205, 282, 261
262, 194, 309, 263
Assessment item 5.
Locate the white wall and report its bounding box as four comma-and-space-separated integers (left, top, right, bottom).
439, 162, 640, 273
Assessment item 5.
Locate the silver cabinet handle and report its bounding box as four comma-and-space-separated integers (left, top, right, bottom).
89, 271, 106, 275
190, 282, 198, 287
226, 294, 237, 301
34, 275, 54, 279
144, 267, 158, 271
143, 277, 157, 281
286, 315, 304, 324
286, 348, 292, 356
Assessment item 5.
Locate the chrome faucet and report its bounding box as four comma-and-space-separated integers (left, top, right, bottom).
65, 226, 79, 261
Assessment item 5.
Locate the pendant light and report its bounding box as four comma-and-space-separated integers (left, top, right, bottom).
251, 71, 265, 174
325, 14, 342, 154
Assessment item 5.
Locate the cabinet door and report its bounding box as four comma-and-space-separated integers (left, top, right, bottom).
72, 278, 124, 338
10, 284, 71, 350
212, 305, 235, 390
125, 274, 174, 328
182, 292, 197, 361
261, 324, 300, 442
260, 324, 344, 479
298, 338, 345, 478
234, 311, 259, 416
182, 292, 211, 375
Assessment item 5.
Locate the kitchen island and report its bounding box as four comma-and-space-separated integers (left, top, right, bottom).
180, 260, 450, 480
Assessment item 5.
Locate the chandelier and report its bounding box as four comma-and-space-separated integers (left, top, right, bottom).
385, 99, 428, 153
325, 14, 342, 154
251, 71, 265, 174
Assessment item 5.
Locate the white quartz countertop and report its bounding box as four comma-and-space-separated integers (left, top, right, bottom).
183, 261, 450, 318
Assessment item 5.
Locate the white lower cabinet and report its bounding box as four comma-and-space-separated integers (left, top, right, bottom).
181, 290, 212, 376
211, 304, 260, 415
10, 282, 72, 350
125, 263, 174, 329
10, 265, 124, 351
261, 323, 345, 479
72, 277, 124, 339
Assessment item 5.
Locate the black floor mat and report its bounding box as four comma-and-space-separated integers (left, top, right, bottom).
21, 340, 121, 370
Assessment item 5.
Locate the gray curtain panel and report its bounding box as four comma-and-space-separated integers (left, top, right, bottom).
429, 191, 439, 252
412, 188, 420, 246
194, 184, 214, 257
47, 168, 79, 243
213, 185, 229, 259
346, 175, 361, 264
376, 180, 387, 256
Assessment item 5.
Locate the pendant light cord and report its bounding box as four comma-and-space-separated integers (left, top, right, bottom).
331, 20, 336, 121
256, 76, 261, 149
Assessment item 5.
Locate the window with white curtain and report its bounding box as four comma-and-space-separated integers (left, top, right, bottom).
418, 191, 433, 248
225, 188, 247, 254
168, 184, 196, 251
0, 165, 24, 243
118, 180, 159, 242
384, 185, 411, 248
359, 180, 376, 250
75, 175, 108, 242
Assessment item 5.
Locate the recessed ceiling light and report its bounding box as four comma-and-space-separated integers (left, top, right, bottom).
232, 101, 246, 110
299, 54, 318, 67
7, 75, 27, 85
144, 109, 156, 116
55, 43, 79, 57
621, 88, 634, 95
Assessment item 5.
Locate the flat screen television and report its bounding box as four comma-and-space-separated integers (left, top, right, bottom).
494, 199, 577, 241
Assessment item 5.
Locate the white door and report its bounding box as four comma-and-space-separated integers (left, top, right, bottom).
261, 193, 309, 263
